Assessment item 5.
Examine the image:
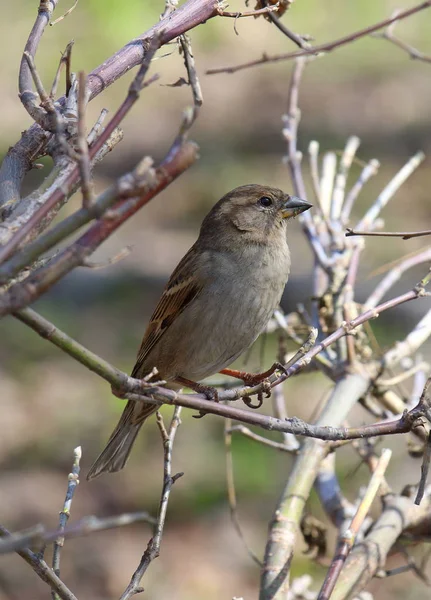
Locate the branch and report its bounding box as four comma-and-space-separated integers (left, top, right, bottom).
346, 228, 431, 239
259, 0, 309, 48
317, 448, 392, 600
0, 36, 160, 263
0, 525, 77, 600
10, 270, 431, 440
0, 0, 217, 251
0, 128, 49, 213
0, 511, 156, 555
354, 151, 425, 232
52, 446, 81, 600
0, 137, 198, 316
259, 373, 371, 600
372, 12, 431, 64
364, 247, 431, 309
206, 1, 431, 75
225, 420, 262, 565
18, 0, 61, 128
119, 408, 183, 599
330, 491, 431, 599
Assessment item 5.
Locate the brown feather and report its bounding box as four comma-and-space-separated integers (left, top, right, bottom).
131, 244, 204, 379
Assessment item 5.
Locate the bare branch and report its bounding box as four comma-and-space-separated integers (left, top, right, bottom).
0, 512, 157, 555
0, 37, 161, 263
119, 408, 183, 599
415, 431, 431, 505
51, 446, 81, 600
179, 34, 203, 109
0, 525, 77, 600
18, 0, 60, 127
372, 12, 431, 64
347, 228, 431, 239
76, 72, 93, 208
224, 420, 262, 565
0, 138, 198, 315
207, 1, 431, 75
50, 0, 79, 27
50, 41, 74, 99
330, 491, 431, 599
317, 448, 392, 600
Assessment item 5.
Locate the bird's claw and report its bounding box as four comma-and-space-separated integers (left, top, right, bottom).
243, 394, 263, 409
192, 385, 219, 418
242, 379, 271, 409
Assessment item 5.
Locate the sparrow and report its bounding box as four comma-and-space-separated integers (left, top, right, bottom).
87, 184, 311, 479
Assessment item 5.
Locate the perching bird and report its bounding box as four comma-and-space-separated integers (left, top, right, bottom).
87, 184, 311, 479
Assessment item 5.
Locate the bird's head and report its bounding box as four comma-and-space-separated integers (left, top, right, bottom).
201, 184, 312, 245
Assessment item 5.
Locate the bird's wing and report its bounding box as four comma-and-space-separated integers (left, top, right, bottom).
131, 243, 205, 378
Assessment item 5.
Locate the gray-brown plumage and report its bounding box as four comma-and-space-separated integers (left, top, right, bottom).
87, 184, 311, 480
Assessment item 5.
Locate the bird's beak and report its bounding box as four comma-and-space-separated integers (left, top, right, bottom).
281, 196, 312, 219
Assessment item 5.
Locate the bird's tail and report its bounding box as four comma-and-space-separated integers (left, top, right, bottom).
87, 400, 156, 480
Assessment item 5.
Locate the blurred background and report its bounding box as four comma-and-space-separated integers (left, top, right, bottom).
1, 1, 431, 598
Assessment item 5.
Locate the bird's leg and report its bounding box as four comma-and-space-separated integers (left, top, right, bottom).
175, 376, 219, 419
175, 376, 219, 401
220, 362, 287, 387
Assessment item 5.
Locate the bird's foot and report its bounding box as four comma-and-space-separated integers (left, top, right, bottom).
175, 376, 219, 419
243, 379, 272, 409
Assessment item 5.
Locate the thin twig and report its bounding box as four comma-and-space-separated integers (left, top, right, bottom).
228, 424, 297, 453
317, 449, 392, 600
0, 37, 161, 266
179, 34, 203, 108
260, 0, 309, 48
308, 140, 322, 208
18, 0, 60, 127
355, 151, 425, 232
207, 1, 431, 75
119, 408, 183, 600
341, 158, 380, 223
346, 228, 431, 239
365, 247, 431, 309
415, 379, 431, 505
0, 526, 77, 600
50, 0, 79, 26
372, 12, 431, 64
330, 492, 431, 599
216, 3, 282, 19
51, 447, 81, 600
0, 138, 198, 315
50, 41, 74, 99
82, 246, 132, 269
76, 72, 93, 208
224, 420, 262, 565
0, 511, 157, 555
415, 432, 431, 505
331, 136, 361, 221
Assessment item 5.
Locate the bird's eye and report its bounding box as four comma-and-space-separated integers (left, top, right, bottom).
259, 196, 273, 208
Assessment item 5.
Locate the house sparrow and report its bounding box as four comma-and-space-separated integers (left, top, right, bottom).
87, 184, 311, 479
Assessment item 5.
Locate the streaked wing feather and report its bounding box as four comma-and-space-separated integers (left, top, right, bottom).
131, 245, 203, 378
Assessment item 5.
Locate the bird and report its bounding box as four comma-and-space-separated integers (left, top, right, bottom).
87, 184, 311, 480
